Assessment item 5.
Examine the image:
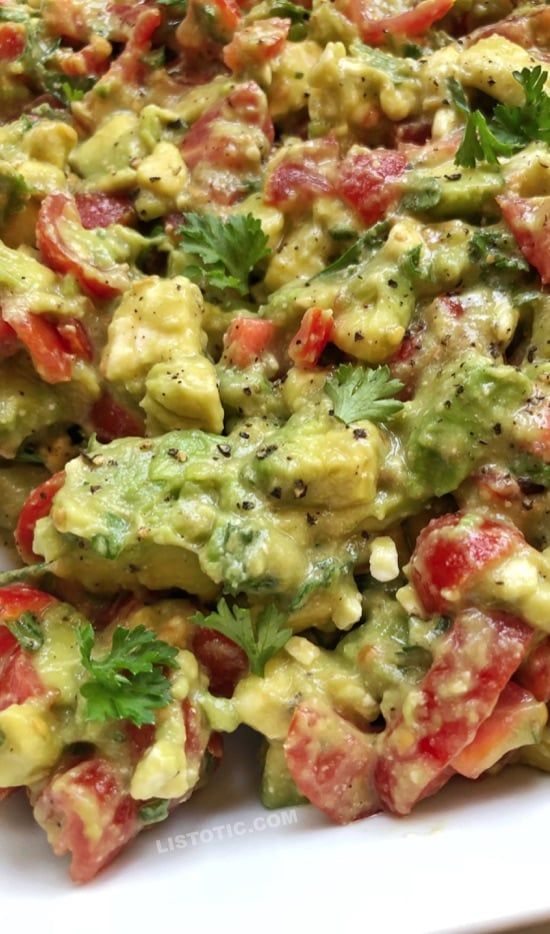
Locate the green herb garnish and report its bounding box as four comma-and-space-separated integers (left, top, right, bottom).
192, 600, 292, 677
325, 364, 404, 425
78, 624, 179, 726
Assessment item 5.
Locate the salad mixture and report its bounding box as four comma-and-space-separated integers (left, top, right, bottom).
0, 0, 549, 884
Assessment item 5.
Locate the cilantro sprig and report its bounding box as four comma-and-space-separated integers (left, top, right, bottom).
77, 623, 179, 726
454, 66, 550, 168
192, 599, 292, 676
7, 612, 43, 652
325, 364, 404, 425
178, 213, 270, 297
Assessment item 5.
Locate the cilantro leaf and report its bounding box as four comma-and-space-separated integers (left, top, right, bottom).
7, 612, 43, 652
78, 623, 179, 726
493, 66, 550, 147
447, 77, 471, 117
454, 67, 550, 167
468, 227, 530, 273
192, 599, 291, 676
178, 213, 270, 297
455, 111, 515, 168
325, 364, 404, 425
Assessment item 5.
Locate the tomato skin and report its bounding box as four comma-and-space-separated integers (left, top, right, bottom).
0, 23, 26, 60
192, 628, 248, 697
466, 6, 550, 50
288, 307, 334, 368
409, 513, 522, 615
349, 0, 454, 46
375, 609, 533, 815
452, 682, 547, 779
32, 758, 139, 883
337, 148, 408, 226
223, 316, 276, 368
223, 17, 290, 72
75, 193, 134, 230
15, 472, 65, 564
36, 193, 128, 299
284, 701, 379, 824
516, 638, 550, 702
90, 391, 145, 442
498, 194, 550, 285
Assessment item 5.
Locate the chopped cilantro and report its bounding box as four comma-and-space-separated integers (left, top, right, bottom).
325, 364, 404, 425
192, 600, 292, 677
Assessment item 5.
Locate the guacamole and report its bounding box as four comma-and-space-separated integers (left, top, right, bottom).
0, 0, 549, 883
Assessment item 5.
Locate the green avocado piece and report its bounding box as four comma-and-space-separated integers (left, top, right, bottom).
0, 165, 28, 227
401, 166, 503, 221
401, 354, 532, 498
260, 741, 307, 809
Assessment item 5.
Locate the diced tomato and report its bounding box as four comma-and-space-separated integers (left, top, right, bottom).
0, 308, 92, 383
37, 193, 129, 299
75, 192, 134, 230
0, 318, 19, 359
32, 758, 139, 883
90, 391, 145, 443
56, 319, 94, 362
517, 637, 550, 702
409, 513, 522, 615
375, 608, 533, 814
182, 82, 273, 171
180, 82, 273, 204
15, 472, 65, 564
192, 627, 249, 697
337, 148, 408, 226
348, 0, 454, 46
0, 584, 56, 622
284, 701, 379, 824
0, 585, 56, 711
223, 316, 276, 368
498, 194, 550, 285
265, 138, 339, 210
2, 310, 74, 383
0, 23, 26, 60
58, 38, 112, 78
288, 307, 334, 368
223, 18, 290, 72
0, 645, 45, 711
452, 682, 547, 779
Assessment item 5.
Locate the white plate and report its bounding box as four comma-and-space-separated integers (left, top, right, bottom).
1, 555, 550, 933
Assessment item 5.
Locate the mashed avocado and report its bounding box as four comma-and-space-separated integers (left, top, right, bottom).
0, 0, 549, 884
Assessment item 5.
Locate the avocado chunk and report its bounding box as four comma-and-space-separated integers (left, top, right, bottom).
261, 741, 307, 808
401, 354, 532, 498
400, 165, 503, 221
